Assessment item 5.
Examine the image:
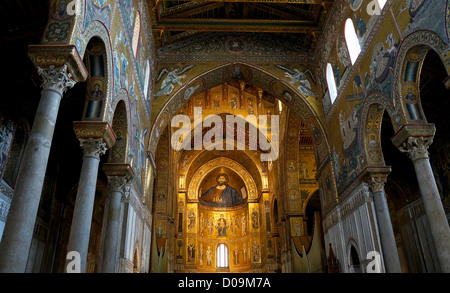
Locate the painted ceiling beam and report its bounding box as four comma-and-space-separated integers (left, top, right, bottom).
161, 2, 313, 21
159, 2, 222, 18
246, 3, 313, 20
153, 19, 319, 33
161, 2, 225, 18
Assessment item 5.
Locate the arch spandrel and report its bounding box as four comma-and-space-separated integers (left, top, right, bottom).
45, 1, 115, 55
44, 0, 86, 46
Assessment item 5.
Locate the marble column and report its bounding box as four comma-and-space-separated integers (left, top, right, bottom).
398, 136, 450, 273
100, 163, 133, 273
0, 65, 75, 273
65, 138, 107, 273
368, 175, 402, 273
100, 176, 128, 273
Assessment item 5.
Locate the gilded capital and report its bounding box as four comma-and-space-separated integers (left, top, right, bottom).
28, 45, 88, 83
73, 121, 116, 149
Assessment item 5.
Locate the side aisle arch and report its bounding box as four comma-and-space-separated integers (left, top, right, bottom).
42, 1, 116, 124
109, 95, 131, 164
393, 30, 450, 124
76, 21, 115, 123
359, 92, 398, 167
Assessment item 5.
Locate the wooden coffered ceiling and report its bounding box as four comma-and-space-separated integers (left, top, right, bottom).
151, 0, 334, 53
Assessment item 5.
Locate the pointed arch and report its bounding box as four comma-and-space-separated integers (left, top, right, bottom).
81, 36, 109, 121
393, 30, 450, 125
148, 62, 330, 167
360, 92, 399, 167
109, 99, 129, 163
79, 20, 115, 123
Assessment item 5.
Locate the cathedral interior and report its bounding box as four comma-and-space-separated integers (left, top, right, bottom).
0, 0, 449, 274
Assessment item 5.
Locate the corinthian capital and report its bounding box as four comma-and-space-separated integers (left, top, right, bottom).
398, 136, 433, 162
369, 176, 387, 193
79, 138, 107, 158
107, 175, 132, 198
37, 65, 76, 95
103, 163, 134, 202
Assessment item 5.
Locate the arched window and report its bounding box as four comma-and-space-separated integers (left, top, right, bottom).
132, 12, 141, 58
326, 63, 338, 104
144, 60, 151, 100
344, 19, 361, 65
216, 244, 228, 268
377, 0, 387, 10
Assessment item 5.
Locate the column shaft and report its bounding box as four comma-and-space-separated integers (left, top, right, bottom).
0, 86, 65, 272
66, 139, 106, 273
101, 186, 124, 273
398, 136, 450, 273
372, 190, 402, 273
101, 163, 133, 273
412, 157, 450, 272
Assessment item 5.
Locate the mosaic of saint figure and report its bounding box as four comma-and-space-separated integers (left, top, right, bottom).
216, 214, 227, 237
199, 173, 245, 207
